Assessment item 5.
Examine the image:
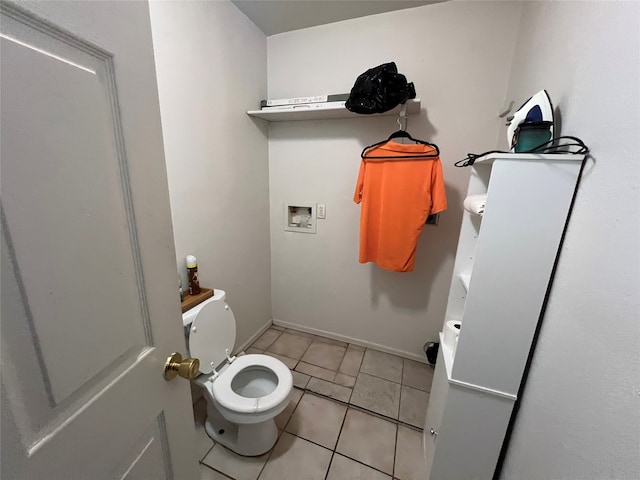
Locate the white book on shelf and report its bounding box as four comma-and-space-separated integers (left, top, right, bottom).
260, 93, 349, 107
261, 101, 346, 111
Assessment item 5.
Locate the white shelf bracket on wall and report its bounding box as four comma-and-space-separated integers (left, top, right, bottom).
397, 103, 408, 131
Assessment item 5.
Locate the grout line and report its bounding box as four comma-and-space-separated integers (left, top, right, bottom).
282, 429, 335, 453
334, 345, 348, 376
200, 462, 234, 480
332, 450, 396, 478
282, 425, 396, 478
200, 443, 214, 463
262, 328, 283, 351
397, 359, 405, 424
296, 333, 317, 364
257, 389, 306, 479
357, 369, 404, 386
282, 391, 304, 433
324, 402, 349, 480
393, 398, 401, 477
303, 388, 424, 432
255, 433, 279, 480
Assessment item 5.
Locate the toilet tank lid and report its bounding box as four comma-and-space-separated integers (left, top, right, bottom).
182, 289, 226, 327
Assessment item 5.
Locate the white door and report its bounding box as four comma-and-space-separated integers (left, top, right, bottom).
1, 1, 199, 478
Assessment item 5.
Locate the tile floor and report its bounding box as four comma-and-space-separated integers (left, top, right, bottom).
197, 325, 434, 480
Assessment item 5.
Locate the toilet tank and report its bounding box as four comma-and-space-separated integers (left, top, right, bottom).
182, 289, 227, 327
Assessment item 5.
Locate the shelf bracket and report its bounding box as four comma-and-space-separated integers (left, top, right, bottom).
397, 103, 408, 131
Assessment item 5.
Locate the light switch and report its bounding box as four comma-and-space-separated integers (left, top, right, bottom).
317, 203, 326, 219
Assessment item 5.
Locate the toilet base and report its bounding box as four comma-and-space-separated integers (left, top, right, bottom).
204, 402, 278, 456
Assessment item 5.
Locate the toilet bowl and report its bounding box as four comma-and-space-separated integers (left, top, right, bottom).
184, 290, 292, 456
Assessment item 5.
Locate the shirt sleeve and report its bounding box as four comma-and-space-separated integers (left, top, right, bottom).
353, 161, 366, 204
430, 158, 447, 214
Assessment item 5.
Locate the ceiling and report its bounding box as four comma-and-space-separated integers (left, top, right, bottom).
230, 0, 441, 36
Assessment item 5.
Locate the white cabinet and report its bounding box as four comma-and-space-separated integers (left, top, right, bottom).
424, 153, 585, 479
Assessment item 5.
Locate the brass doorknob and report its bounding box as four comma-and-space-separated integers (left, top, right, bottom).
164, 352, 200, 381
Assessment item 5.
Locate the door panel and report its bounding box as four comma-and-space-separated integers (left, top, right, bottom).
114, 414, 171, 480
2, 12, 148, 408
1, 2, 198, 478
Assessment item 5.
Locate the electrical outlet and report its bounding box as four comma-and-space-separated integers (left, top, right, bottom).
317, 203, 326, 219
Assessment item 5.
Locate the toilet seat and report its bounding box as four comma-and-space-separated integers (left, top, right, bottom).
211, 354, 293, 414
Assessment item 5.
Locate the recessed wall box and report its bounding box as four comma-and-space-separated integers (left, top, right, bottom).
284, 203, 316, 234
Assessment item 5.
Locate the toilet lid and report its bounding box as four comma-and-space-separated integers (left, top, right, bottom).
188, 299, 236, 374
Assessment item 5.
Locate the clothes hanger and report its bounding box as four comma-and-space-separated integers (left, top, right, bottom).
361, 105, 440, 159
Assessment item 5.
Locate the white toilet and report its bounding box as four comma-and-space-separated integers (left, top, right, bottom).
183, 290, 293, 456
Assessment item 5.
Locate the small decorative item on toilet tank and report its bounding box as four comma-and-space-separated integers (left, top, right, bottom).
186, 255, 200, 295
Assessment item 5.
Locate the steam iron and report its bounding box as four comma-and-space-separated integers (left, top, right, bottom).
507, 90, 554, 151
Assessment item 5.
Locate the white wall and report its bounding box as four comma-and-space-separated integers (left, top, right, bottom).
267, 1, 523, 359
149, 0, 271, 349
500, 2, 640, 478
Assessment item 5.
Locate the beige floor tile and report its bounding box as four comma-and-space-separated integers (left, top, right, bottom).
263, 351, 298, 369
336, 409, 397, 475
251, 328, 282, 351
195, 423, 214, 461
275, 388, 303, 430
338, 347, 364, 377
270, 324, 285, 331
399, 385, 429, 428
301, 340, 346, 371
295, 361, 336, 382
292, 371, 311, 389
327, 454, 391, 480
348, 343, 365, 351
350, 373, 401, 419
285, 393, 347, 449
402, 359, 434, 392
307, 377, 352, 403
244, 347, 264, 355
202, 444, 268, 480
259, 432, 332, 480
313, 336, 348, 347
360, 349, 403, 383
267, 332, 313, 360
284, 328, 315, 339
334, 373, 356, 388
200, 464, 233, 480
395, 426, 428, 480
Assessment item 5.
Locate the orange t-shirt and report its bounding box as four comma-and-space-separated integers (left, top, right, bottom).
353, 141, 447, 272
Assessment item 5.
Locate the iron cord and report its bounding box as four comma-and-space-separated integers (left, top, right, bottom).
454, 136, 590, 167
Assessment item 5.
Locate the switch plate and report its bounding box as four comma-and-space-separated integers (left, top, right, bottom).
317, 203, 326, 219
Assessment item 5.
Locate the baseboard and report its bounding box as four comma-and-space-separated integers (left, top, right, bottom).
234, 318, 272, 355
272, 318, 427, 364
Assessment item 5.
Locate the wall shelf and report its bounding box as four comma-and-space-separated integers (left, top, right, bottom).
473, 152, 584, 164
247, 99, 420, 122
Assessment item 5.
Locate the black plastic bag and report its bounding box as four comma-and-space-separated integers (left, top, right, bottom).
345, 62, 416, 114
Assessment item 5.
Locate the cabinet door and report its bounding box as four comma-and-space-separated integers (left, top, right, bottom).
423, 347, 449, 476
